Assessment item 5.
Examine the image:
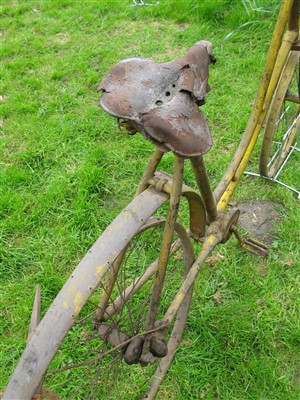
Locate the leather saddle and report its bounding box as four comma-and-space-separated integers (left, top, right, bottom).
98, 40, 215, 158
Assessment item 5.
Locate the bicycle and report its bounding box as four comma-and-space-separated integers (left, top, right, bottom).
3, 0, 299, 399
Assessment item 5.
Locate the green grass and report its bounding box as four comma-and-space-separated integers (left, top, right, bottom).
1, 0, 299, 399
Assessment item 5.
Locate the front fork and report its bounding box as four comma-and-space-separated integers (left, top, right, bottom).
141, 153, 268, 363
140, 155, 185, 364
139, 153, 221, 364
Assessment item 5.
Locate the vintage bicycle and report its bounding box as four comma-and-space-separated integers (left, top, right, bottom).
3, 0, 299, 399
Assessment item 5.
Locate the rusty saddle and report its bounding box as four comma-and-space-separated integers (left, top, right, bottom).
98, 41, 216, 158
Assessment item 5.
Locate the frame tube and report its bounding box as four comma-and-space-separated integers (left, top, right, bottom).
135, 148, 164, 195
190, 156, 218, 221
145, 156, 185, 330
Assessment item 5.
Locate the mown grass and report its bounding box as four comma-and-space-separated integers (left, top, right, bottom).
1, 0, 299, 399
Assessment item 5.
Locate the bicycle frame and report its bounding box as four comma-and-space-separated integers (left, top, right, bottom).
132, 0, 299, 384
3, 1, 299, 399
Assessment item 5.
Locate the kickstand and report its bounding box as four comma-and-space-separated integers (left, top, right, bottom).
231, 226, 268, 257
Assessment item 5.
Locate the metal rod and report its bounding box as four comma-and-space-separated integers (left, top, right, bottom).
164, 231, 221, 326
274, 145, 294, 180
216, 31, 299, 211
190, 156, 218, 222
135, 148, 164, 195
95, 253, 124, 322
213, 1, 296, 205
244, 171, 300, 197
272, 116, 299, 178
145, 156, 184, 331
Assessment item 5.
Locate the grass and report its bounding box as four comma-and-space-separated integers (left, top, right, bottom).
1, 0, 299, 399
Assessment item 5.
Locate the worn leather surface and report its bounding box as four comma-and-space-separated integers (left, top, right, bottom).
99, 40, 215, 158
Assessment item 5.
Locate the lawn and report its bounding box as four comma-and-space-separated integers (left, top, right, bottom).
1, 0, 299, 399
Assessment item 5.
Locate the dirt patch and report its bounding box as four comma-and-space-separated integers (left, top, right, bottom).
236, 200, 282, 245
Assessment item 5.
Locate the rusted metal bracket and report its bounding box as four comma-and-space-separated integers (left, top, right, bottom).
148, 171, 206, 240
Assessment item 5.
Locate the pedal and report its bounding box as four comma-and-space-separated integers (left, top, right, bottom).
240, 238, 268, 257
231, 226, 268, 257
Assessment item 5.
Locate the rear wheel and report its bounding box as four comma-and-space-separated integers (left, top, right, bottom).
2, 188, 164, 399
259, 49, 299, 178
4, 186, 195, 400
42, 217, 194, 399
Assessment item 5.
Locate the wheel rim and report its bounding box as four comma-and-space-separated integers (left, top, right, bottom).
42, 218, 193, 399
